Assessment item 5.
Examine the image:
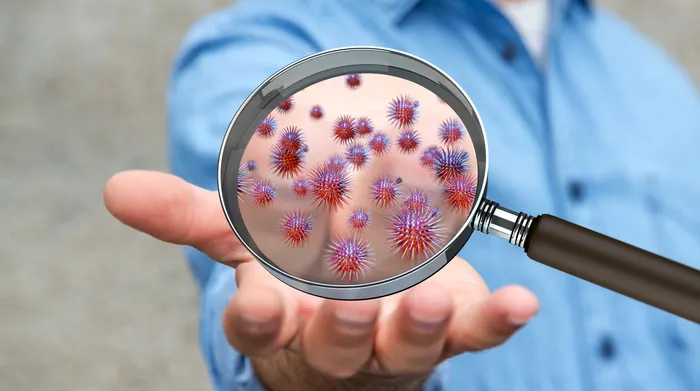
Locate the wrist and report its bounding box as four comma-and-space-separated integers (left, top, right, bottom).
251, 350, 430, 391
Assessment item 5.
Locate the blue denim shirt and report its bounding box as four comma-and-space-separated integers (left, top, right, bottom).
167, 0, 700, 390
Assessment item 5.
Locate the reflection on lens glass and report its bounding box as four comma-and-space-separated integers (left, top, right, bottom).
236, 73, 478, 285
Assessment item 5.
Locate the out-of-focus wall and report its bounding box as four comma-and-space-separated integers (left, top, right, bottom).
0, 1, 697, 390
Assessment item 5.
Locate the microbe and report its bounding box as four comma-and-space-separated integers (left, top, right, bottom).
332, 115, 356, 145
348, 208, 372, 232
345, 143, 370, 170
309, 162, 352, 212
251, 179, 276, 207
278, 126, 305, 151
419, 145, 441, 168
432, 147, 471, 184
245, 160, 257, 172
387, 207, 445, 262
439, 119, 465, 145
291, 178, 309, 198
310, 105, 324, 120
402, 188, 430, 212
326, 234, 374, 281
255, 116, 276, 138
270, 143, 305, 178
355, 117, 374, 137
396, 129, 421, 154
345, 74, 362, 89
370, 175, 403, 209
442, 174, 478, 214
277, 97, 294, 113
326, 154, 347, 172
387, 95, 420, 129
280, 210, 314, 248
236, 164, 253, 200
367, 132, 391, 156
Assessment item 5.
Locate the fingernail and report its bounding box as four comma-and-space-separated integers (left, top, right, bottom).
507, 313, 533, 327
409, 310, 447, 332
334, 309, 375, 329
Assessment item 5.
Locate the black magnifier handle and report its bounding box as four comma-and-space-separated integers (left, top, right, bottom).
472, 200, 700, 324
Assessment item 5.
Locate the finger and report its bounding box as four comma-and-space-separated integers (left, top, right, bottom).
301, 299, 380, 378
375, 282, 453, 374
446, 285, 539, 355
103, 170, 251, 265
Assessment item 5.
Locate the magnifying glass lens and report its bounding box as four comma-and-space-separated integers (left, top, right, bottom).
235, 73, 479, 286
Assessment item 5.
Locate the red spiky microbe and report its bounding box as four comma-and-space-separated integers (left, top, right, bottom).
419, 146, 440, 168
433, 147, 471, 184
326, 234, 373, 281
355, 117, 374, 137
277, 97, 294, 113
368, 132, 391, 156
439, 119, 465, 145
291, 178, 309, 198
278, 126, 305, 151
310, 105, 324, 120
396, 129, 421, 154
255, 116, 276, 138
443, 174, 478, 213
251, 179, 276, 207
345, 143, 370, 170
270, 143, 305, 178
326, 154, 347, 172
280, 210, 314, 248
309, 162, 352, 212
332, 115, 356, 145
345, 74, 362, 89
387, 207, 445, 262
370, 175, 403, 208
348, 208, 372, 232
387, 95, 420, 128
402, 188, 430, 212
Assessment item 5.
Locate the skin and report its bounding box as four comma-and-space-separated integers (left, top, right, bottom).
103, 170, 539, 390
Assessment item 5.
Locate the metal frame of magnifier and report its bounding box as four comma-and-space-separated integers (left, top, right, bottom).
218, 46, 700, 323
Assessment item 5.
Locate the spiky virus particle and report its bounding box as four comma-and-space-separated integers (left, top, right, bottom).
270, 143, 305, 178
402, 188, 430, 212
277, 97, 294, 113
332, 115, 356, 145
355, 117, 374, 137
310, 105, 324, 120
255, 116, 277, 138
326, 234, 373, 281
326, 154, 347, 172
245, 160, 258, 172
419, 145, 441, 168
251, 179, 276, 207
439, 119, 465, 146
278, 126, 305, 152
236, 164, 253, 200
345, 74, 362, 89
396, 129, 421, 154
387, 207, 445, 262
280, 210, 314, 248
387, 95, 420, 129
442, 174, 478, 214
348, 208, 372, 232
367, 132, 391, 156
309, 162, 352, 212
433, 147, 471, 184
290, 178, 309, 198
370, 175, 403, 209
345, 143, 370, 170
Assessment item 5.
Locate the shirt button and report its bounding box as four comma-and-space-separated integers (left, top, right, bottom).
501, 43, 518, 62
599, 335, 616, 360
568, 181, 584, 202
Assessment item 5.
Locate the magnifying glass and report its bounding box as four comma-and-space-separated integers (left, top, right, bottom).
218, 46, 700, 324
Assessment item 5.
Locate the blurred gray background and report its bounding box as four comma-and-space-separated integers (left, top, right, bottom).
1, 1, 698, 390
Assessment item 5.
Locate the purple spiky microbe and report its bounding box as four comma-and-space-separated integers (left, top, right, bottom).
439, 119, 464, 145
278, 126, 305, 151
368, 132, 391, 156
310, 105, 324, 120
255, 116, 276, 138
333, 115, 356, 145
355, 117, 374, 137
270, 143, 305, 178
291, 178, 309, 198
443, 174, 478, 213
245, 160, 257, 172
387, 207, 445, 262
277, 97, 294, 113
326, 154, 347, 172
371, 175, 403, 208
345, 74, 362, 89
251, 179, 276, 207
348, 208, 372, 232
345, 143, 370, 170
326, 234, 373, 281
433, 147, 470, 184
236, 163, 253, 200
419, 146, 440, 168
309, 162, 352, 212
396, 129, 421, 154
280, 210, 314, 248
387, 95, 420, 129
402, 188, 430, 212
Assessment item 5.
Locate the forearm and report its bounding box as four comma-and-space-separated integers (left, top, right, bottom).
252, 350, 430, 391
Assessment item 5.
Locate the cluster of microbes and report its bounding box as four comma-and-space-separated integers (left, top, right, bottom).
237, 74, 477, 282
